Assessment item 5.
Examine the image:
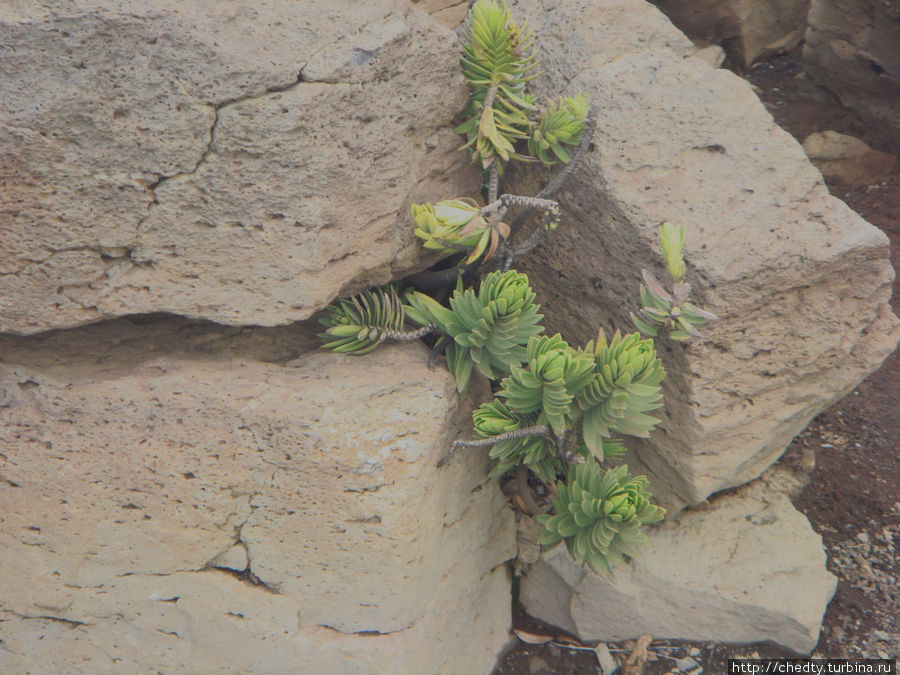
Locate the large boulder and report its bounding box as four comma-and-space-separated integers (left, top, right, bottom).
520, 465, 838, 655
507, 0, 900, 509
650, 0, 809, 68
0, 318, 515, 674
0, 1, 478, 335
803, 0, 900, 152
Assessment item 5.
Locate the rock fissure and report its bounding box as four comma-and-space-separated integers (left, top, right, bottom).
316, 619, 417, 637
2, 610, 86, 628
134, 71, 307, 260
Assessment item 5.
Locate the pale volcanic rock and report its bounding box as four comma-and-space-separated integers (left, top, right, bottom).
520, 467, 838, 655
507, 0, 899, 509
0, 318, 515, 673
0, 1, 478, 334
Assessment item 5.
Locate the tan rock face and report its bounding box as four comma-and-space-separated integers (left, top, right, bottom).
520, 467, 838, 655
803, 0, 900, 153
650, 0, 809, 67
0, 1, 478, 335
507, 0, 900, 509
0, 319, 515, 673
802, 131, 898, 185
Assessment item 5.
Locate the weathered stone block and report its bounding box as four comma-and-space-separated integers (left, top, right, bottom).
651, 0, 809, 67
0, 1, 478, 334
508, 0, 900, 509
0, 318, 515, 673
803, 0, 900, 153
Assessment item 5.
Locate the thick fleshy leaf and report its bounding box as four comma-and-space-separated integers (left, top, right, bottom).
538, 461, 663, 576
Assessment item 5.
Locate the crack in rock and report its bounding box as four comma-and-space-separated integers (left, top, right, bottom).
316, 619, 416, 637
135, 71, 306, 259
1, 610, 86, 628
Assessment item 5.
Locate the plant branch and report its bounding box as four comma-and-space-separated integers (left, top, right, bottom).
487, 160, 500, 204
453, 425, 551, 448
482, 194, 559, 215
379, 324, 436, 342
512, 209, 557, 258
428, 334, 451, 369
508, 112, 595, 238
536, 112, 595, 200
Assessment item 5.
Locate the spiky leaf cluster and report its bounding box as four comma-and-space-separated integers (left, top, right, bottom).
472, 401, 559, 481
499, 334, 595, 435
456, 0, 537, 168
528, 94, 589, 165
632, 270, 719, 340
658, 222, 686, 281
576, 330, 665, 459
538, 462, 665, 577
632, 224, 718, 340
411, 199, 509, 264
405, 270, 544, 393
411, 200, 487, 255
318, 286, 406, 355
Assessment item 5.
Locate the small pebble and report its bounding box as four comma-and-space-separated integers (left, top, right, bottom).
689, 647, 701, 657
856, 532, 869, 543
594, 642, 618, 675
528, 655, 549, 675
676, 657, 699, 672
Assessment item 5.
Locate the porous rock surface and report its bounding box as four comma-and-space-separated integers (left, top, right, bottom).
520, 465, 838, 655
0, 320, 515, 674
0, 0, 478, 335
803, 0, 900, 152
650, 0, 809, 67
507, 0, 900, 509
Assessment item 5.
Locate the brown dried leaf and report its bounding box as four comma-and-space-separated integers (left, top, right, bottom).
513, 629, 554, 645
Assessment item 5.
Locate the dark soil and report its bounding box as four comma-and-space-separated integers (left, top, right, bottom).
493, 52, 900, 674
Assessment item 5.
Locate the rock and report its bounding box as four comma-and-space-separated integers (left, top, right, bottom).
803, 0, 900, 153
650, 0, 809, 68
0, 318, 515, 673
676, 656, 700, 671
801, 131, 898, 186
0, 1, 478, 335
410, 0, 471, 28
520, 467, 838, 655
507, 0, 900, 509
595, 642, 619, 675
692, 43, 727, 69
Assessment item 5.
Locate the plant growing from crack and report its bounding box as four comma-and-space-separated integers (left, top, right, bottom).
318, 0, 716, 577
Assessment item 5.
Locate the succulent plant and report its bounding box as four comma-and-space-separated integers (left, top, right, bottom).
321, 0, 687, 580
456, 0, 538, 169
472, 400, 559, 481
528, 94, 589, 166
658, 221, 686, 282
411, 199, 510, 264
632, 223, 719, 340
538, 462, 665, 577
318, 286, 408, 355
499, 334, 595, 436
576, 330, 665, 459
404, 270, 544, 393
